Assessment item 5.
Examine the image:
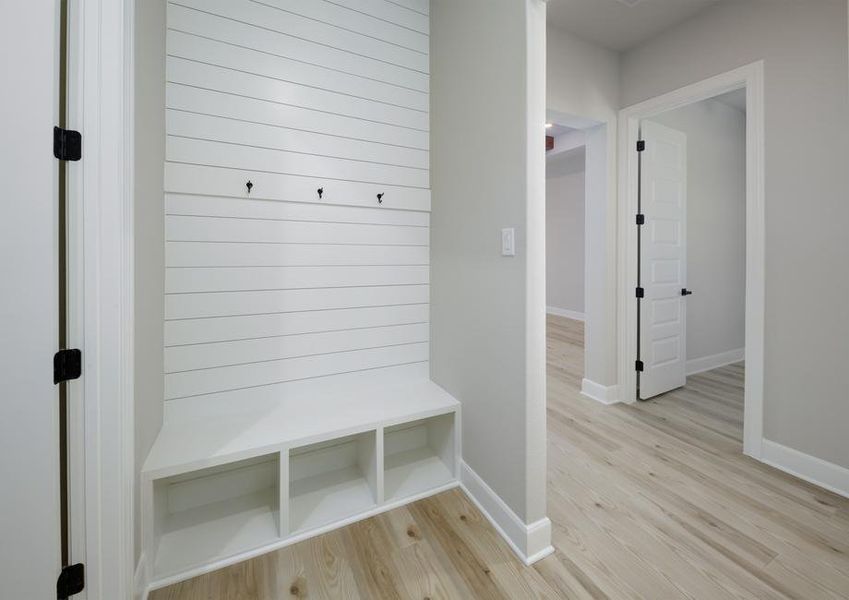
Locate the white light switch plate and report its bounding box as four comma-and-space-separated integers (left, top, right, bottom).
501, 228, 516, 256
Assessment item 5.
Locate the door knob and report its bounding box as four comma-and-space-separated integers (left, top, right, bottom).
681, 288, 693, 296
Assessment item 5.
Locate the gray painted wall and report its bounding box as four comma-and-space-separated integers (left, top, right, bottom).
622, 0, 849, 468
546, 152, 585, 315
431, 0, 547, 523
652, 98, 746, 364
547, 28, 620, 389
133, 0, 165, 561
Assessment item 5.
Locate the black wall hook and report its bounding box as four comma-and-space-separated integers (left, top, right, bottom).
246, 180, 253, 194
317, 187, 324, 199
377, 192, 384, 204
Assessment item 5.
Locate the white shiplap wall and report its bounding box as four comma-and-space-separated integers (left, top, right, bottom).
164, 0, 430, 401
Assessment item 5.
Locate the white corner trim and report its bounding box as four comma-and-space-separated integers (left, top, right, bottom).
134, 553, 149, 600
580, 379, 619, 405
66, 0, 137, 598
760, 440, 849, 499
459, 461, 554, 565
546, 306, 585, 321
686, 348, 744, 376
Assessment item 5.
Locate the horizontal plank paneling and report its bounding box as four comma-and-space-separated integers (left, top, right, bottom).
165, 194, 429, 226
167, 85, 429, 150
167, 3, 428, 90
165, 322, 429, 372
168, 4, 427, 91
165, 265, 430, 293
384, 0, 429, 15
163, 0, 430, 402
167, 57, 429, 131
166, 215, 428, 245
164, 342, 429, 399
254, 0, 428, 48
164, 164, 430, 211
167, 29, 428, 113
315, 0, 429, 34
165, 285, 430, 320
165, 304, 430, 346
166, 110, 429, 169
167, 136, 429, 188
167, 242, 429, 267
170, 0, 428, 73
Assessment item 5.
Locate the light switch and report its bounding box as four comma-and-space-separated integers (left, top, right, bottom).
501, 228, 516, 256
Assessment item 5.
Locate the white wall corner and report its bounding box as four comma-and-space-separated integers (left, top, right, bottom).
134, 552, 150, 600
459, 461, 554, 565
760, 440, 849, 500
581, 379, 619, 405
546, 306, 585, 321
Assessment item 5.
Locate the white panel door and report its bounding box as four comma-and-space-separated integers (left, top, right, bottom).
639, 120, 688, 400
0, 0, 63, 597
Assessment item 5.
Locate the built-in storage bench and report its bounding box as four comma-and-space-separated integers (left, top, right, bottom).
142, 368, 460, 588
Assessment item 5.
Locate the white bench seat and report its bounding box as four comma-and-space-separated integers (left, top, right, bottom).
143, 364, 459, 480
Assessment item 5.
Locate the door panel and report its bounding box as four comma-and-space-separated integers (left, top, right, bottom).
0, 0, 63, 597
639, 120, 687, 400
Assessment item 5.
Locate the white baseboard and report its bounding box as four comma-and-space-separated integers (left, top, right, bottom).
459, 461, 554, 565
760, 439, 849, 499
546, 306, 585, 321
134, 552, 150, 600
581, 379, 619, 405
686, 348, 744, 376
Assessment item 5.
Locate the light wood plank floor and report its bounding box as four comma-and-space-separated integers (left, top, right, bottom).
152, 315, 849, 599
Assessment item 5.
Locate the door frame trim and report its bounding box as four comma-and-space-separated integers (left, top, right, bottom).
66, 0, 135, 597
616, 61, 765, 459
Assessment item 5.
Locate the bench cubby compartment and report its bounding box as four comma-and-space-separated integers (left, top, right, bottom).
384, 413, 456, 502
288, 431, 379, 534
150, 453, 281, 579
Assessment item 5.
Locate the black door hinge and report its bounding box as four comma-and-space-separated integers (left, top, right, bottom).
53, 126, 82, 161
635, 360, 644, 372
57, 563, 84, 599
636, 140, 645, 152
635, 287, 645, 298
636, 214, 645, 225
54, 349, 82, 384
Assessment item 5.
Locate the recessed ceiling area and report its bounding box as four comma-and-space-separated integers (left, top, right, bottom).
547, 0, 722, 51
546, 123, 578, 138
713, 88, 746, 113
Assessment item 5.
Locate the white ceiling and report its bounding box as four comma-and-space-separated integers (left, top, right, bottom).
713, 88, 746, 112
547, 0, 722, 51
546, 123, 577, 138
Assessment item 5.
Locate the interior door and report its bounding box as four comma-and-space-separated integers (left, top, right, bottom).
639, 120, 688, 400
0, 0, 63, 597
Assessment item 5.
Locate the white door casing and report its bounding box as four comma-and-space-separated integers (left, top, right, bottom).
639, 120, 688, 399
0, 0, 63, 597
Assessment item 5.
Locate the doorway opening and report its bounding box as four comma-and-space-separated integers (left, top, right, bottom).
618, 62, 765, 458
545, 122, 587, 389
545, 112, 616, 405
